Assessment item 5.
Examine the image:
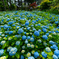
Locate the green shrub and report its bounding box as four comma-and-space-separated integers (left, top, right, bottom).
9, 4, 17, 10
49, 5, 59, 14
0, 2, 4, 11
39, 0, 52, 10
25, 0, 35, 3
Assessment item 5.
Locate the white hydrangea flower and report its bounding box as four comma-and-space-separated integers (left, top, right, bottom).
27, 52, 31, 57
0, 56, 6, 59
21, 50, 25, 53
31, 44, 34, 48
27, 43, 31, 47
49, 35, 52, 37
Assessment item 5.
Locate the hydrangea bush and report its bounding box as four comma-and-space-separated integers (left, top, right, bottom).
0, 10, 59, 59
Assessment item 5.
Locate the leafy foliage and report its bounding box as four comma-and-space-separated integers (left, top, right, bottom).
39, 0, 52, 10
9, 4, 17, 10
25, 0, 35, 3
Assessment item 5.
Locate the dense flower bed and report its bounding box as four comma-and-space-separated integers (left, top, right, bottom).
0, 10, 59, 59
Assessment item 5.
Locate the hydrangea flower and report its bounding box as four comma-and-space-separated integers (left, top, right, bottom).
30, 38, 34, 42
46, 33, 49, 36
54, 49, 59, 57
38, 29, 41, 32
25, 21, 29, 26
34, 31, 39, 36
7, 47, 12, 52
9, 31, 13, 35
27, 36, 30, 39
7, 18, 10, 21
22, 46, 25, 49
4, 25, 8, 29
9, 47, 17, 56
27, 43, 31, 47
25, 39, 28, 44
18, 28, 23, 34
42, 35, 48, 40
49, 40, 55, 45
16, 41, 20, 45
0, 49, 4, 56
27, 52, 31, 57
38, 39, 42, 43
31, 44, 34, 48
45, 47, 51, 52
9, 51, 16, 56
53, 54, 58, 59
8, 21, 13, 25
41, 52, 47, 58
34, 52, 39, 58
42, 28, 47, 32
22, 35, 26, 40
28, 56, 35, 59
27, 27, 30, 30
0, 41, 6, 45
51, 44, 58, 50
0, 56, 6, 59
21, 50, 25, 53
20, 55, 24, 59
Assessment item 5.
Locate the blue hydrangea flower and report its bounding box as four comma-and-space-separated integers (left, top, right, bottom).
9, 47, 17, 56
46, 33, 49, 36
34, 52, 39, 58
25, 22, 29, 26
53, 54, 58, 59
42, 52, 47, 58
21, 55, 24, 59
0, 49, 4, 56
9, 51, 16, 56
55, 31, 59, 33
0, 41, 6, 45
49, 41, 55, 45
7, 19, 10, 21
42, 35, 48, 40
12, 24, 15, 26
30, 38, 34, 42
7, 47, 12, 52
8, 21, 13, 25
38, 29, 41, 32
54, 49, 59, 57
24, 32, 26, 35
28, 56, 35, 59
42, 28, 47, 32
15, 35, 21, 38
27, 27, 30, 30
27, 36, 30, 39
16, 26, 20, 29
49, 31, 51, 33
10, 48, 17, 52
45, 47, 51, 52
18, 28, 23, 34
51, 44, 58, 50
16, 41, 20, 45
34, 31, 39, 36
25, 39, 28, 44
15, 11, 18, 13
32, 35, 35, 38
22, 35, 26, 40
5, 35, 8, 37
55, 21, 58, 24
22, 46, 25, 49
33, 28, 36, 31
4, 25, 8, 29
9, 31, 13, 35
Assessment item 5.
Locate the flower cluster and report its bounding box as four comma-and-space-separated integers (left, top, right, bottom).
0, 10, 59, 59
